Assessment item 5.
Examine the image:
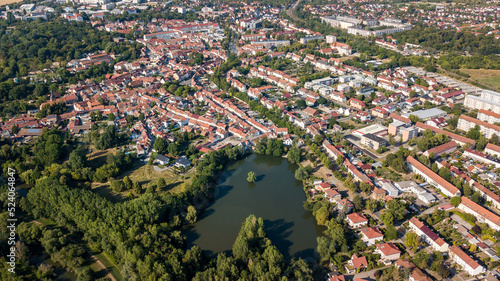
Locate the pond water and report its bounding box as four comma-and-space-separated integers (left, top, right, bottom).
185, 154, 324, 260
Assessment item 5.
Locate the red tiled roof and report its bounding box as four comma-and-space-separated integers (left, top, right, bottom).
351, 255, 368, 269
460, 115, 500, 132
486, 143, 500, 154
409, 217, 446, 246
376, 242, 401, 256
425, 141, 457, 156
347, 213, 368, 224
449, 245, 482, 270
360, 227, 384, 239
479, 109, 500, 120
415, 122, 475, 146
460, 197, 500, 228
406, 156, 460, 196
389, 113, 410, 124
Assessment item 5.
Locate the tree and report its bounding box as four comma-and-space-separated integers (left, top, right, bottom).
186, 206, 197, 224
343, 177, 357, 192
133, 181, 142, 195
315, 206, 329, 225
381, 211, 394, 226
295, 167, 309, 181
466, 126, 481, 140
247, 171, 256, 183
450, 196, 461, 207
385, 225, 398, 241
389, 134, 396, 146
11, 125, 19, 135
108, 113, 116, 121
153, 138, 169, 154
353, 195, 363, 211
157, 178, 166, 190
287, 147, 301, 164
295, 99, 306, 109
366, 199, 378, 213
168, 143, 179, 156
122, 176, 132, 190
405, 232, 420, 251
68, 146, 88, 171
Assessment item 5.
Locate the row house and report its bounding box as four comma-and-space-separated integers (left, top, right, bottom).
408, 218, 449, 252
406, 156, 461, 197
449, 245, 486, 276
458, 197, 500, 231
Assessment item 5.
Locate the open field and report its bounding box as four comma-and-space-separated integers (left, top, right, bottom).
0, 0, 23, 6
91, 163, 195, 201
460, 68, 500, 90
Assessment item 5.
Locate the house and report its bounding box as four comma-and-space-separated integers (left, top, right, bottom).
408, 217, 449, 252
449, 245, 486, 276
155, 154, 169, 165
345, 254, 368, 274
174, 156, 191, 168
375, 243, 401, 260
337, 199, 354, 213
409, 267, 432, 281
346, 213, 368, 228
359, 227, 384, 245
324, 189, 341, 202
349, 98, 365, 110
356, 111, 371, 122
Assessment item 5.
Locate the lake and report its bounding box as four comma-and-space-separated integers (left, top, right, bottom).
185, 154, 324, 260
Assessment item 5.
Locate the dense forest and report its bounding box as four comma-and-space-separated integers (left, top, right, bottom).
0, 19, 139, 82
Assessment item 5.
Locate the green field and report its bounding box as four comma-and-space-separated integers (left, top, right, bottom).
460, 69, 500, 90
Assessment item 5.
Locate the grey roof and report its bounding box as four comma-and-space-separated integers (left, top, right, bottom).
156, 154, 169, 162
175, 156, 191, 166
362, 133, 387, 144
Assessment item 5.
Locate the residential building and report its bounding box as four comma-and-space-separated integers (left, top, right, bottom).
346, 213, 368, 228
423, 141, 457, 158
464, 90, 500, 114
415, 122, 475, 147
458, 197, 500, 231
449, 245, 486, 276
360, 134, 388, 150
406, 156, 461, 197
408, 218, 449, 252
359, 227, 384, 245
485, 143, 500, 158
375, 242, 401, 260
458, 115, 500, 139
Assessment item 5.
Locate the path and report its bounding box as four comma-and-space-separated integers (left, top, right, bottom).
32, 220, 117, 281
286, 0, 302, 22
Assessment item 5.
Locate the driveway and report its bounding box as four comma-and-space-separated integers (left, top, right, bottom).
450, 214, 473, 230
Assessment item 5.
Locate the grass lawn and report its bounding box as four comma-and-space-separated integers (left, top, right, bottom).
460, 68, 500, 90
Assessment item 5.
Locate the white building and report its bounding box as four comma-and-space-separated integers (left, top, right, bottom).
409, 218, 449, 252
449, 245, 486, 276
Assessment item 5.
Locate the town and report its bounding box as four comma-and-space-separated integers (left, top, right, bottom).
0, 0, 500, 280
